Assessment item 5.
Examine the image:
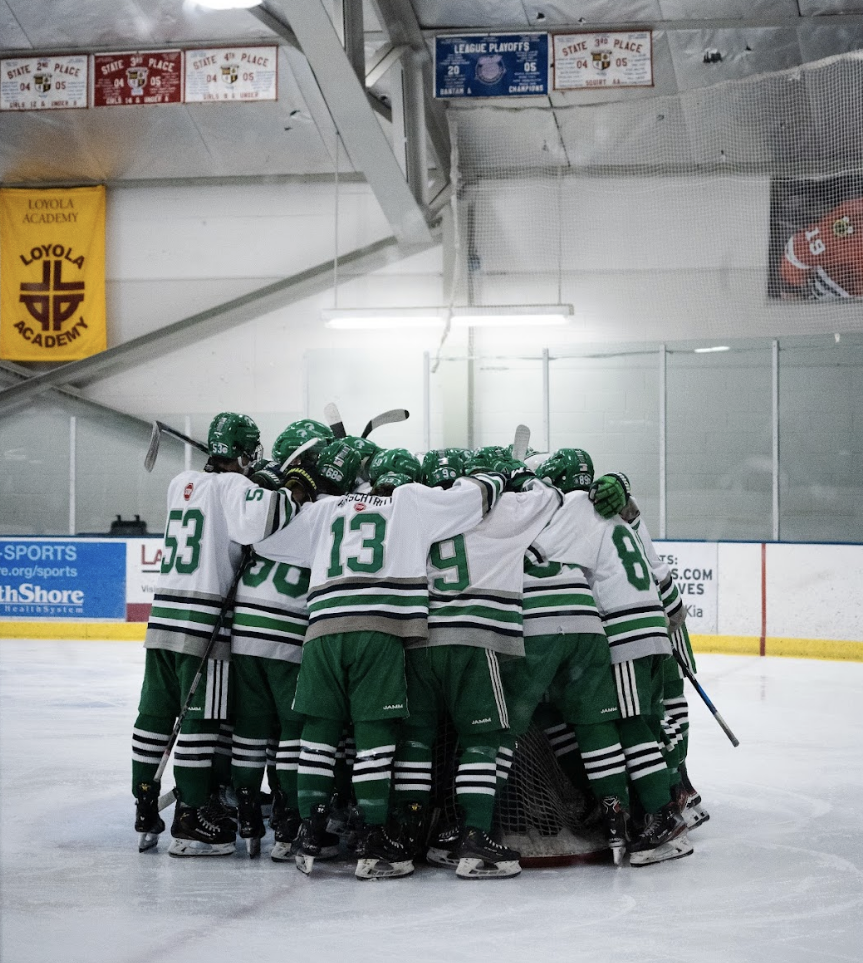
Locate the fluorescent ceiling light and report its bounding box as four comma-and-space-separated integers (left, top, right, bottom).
195, 0, 261, 9
693, 345, 731, 353
323, 305, 573, 330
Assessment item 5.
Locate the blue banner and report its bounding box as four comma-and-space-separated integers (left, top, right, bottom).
0, 540, 126, 620
434, 33, 548, 98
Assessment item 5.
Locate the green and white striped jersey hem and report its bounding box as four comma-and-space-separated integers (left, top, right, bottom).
601, 604, 671, 665
305, 576, 430, 641
522, 582, 603, 636
231, 601, 307, 663
145, 590, 231, 660
425, 589, 523, 655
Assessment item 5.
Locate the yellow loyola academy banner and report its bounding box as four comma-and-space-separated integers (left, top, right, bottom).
0, 186, 106, 361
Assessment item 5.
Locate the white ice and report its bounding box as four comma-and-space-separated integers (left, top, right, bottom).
1, 642, 862, 963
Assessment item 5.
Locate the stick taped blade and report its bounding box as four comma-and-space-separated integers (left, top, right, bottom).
144, 422, 161, 472
512, 424, 531, 462
324, 403, 347, 439
361, 408, 410, 438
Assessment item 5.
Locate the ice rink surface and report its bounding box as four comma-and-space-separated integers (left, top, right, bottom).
1, 641, 862, 963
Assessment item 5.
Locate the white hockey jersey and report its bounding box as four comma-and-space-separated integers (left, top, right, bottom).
255, 473, 505, 642
145, 470, 296, 659
528, 491, 670, 664
522, 559, 604, 638
230, 552, 310, 664
423, 480, 561, 656
630, 515, 683, 624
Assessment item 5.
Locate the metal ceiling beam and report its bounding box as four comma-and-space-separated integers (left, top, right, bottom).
262, 0, 433, 246
372, 0, 451, 181
0, 233, 438, 416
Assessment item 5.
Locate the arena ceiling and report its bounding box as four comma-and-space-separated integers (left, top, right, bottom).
1, 0, 862, 189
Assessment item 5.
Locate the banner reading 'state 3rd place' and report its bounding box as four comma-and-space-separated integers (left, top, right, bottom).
0, 186, 106, 361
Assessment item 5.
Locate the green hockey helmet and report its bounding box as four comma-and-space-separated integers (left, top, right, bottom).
370, 471, 415, 495
421, 449, 466, 489
315, 439, 364, 495
339, 436, 381, 482
537, 448, 594, 493
368, 448, 421, 487
207, 412, 262, 463
272, 419, 334, 467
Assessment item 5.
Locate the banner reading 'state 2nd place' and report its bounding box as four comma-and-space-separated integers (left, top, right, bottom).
0, 185, 106, 361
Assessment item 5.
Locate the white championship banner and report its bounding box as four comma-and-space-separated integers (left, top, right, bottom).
1, 54, 88, 110
184, 46, 277, 102
553, 31, 652, 90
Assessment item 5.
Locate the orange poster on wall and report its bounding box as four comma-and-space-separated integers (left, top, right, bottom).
0, 185, 106, 361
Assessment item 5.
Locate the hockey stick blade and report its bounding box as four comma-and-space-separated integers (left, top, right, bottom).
324, 403, 347, 439
143, 421, 161, 473
512, 424, 531, 462
361, 408, 410, 439
279, 436, 320, 471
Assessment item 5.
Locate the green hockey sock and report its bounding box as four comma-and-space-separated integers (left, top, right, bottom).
617, 716, 672, 814
574, 722, 629, 803
353, 720, 399, 827
296, 717, 341, 818
456, 743, 498, 832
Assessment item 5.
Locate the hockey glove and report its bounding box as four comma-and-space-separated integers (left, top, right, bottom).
506, 467, 537, 493
282, 466, 320, 504
250, 459, 287, 491
588, 472, 631, 519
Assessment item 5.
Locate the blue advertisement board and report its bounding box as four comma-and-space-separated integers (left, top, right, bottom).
434, 33, 549, 98
0, 539, 126, 620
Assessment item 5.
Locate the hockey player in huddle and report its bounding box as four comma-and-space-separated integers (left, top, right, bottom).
227, 420, 333, 858
529, 458, 693, 866
390, 447, 561, 879
254, 438, 508, 879
132, 412, 301, 857
492, 449, 633, 864
590, 472, 709, 830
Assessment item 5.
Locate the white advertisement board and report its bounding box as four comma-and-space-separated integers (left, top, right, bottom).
656, 541, 719, 634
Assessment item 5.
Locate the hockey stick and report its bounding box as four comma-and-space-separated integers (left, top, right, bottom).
323, 402, 347, 439
672, 646, 740, 748
153, 546, 253, 813
144, 421, 208, 473
361, 408, 410, 439
512, 424, 530, 462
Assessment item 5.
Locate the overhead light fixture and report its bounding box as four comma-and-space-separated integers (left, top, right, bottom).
195, 0, 261, 10
693, 345, 731, 353
323, 304, 574, 330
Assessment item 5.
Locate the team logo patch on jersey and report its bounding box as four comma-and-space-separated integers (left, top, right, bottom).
184, 483, 194, 500
354, 503, 366, 512
833, 215, 854, 238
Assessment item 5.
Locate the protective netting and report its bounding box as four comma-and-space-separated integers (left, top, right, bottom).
432, 721, 608, 866
448, 52, 863, 341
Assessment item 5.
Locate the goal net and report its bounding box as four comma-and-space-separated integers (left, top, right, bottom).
447, 52, 863, 343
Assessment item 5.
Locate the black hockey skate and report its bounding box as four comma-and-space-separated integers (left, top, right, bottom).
454, 827, 521, 879
135, 781, 165, 853
355, 824, 415, 880
393, 801, 429, 862
235, 787, 266, 859
270, 797, 302, 863
293, 803, 340, 875
599, 795, 629, 866
168, 802, 236, 858
676, 764, 710, 830
628, 801, 693, 866
426, 815, 464, 868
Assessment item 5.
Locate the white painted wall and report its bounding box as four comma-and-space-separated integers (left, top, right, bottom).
1, 178, 861, 542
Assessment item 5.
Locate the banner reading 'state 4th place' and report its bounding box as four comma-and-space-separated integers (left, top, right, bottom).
0, 186, 106, 361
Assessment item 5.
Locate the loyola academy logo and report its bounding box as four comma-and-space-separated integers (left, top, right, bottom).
15, 243, 90, 349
